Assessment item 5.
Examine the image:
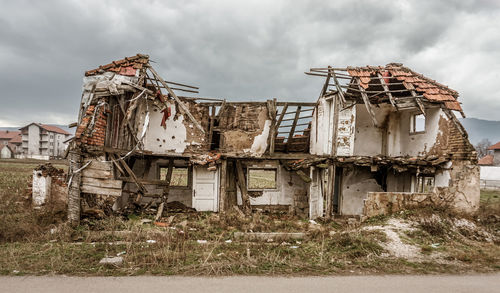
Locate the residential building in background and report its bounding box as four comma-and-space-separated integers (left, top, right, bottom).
0, 130, 23, 157
478, 141, 500, 189
19, 123, 71, 159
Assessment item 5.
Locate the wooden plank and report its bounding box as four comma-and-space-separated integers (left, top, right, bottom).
286, 106, 301, 152
208, 106, 216, 150
148, 66, 205, 134
155, 158, 174, 221
82, 177, 123, 189
330, 68, 346, 103
115, 96, 141, 146
82, 168, 113, 179
113, 154, 147, 193
219, 159, 227, 213
357, 78, 378, 127
84, 160, 112, 171
235, 160, 250, 215
68, 151, 81, 226
404, 82, 426, 116
377, 73, 397, 109
268, 99, 277, 155
81, 185, 122, 197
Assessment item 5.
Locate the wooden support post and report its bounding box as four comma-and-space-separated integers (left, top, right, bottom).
113, 154, 147, 194
148, 66, 205, 134
267, 98, 277, 154
219, 159, 227, 213
330, 67, 346, 104
235, 160, 251, 215
208, 106, 216, 150
357, 78, 379, 127
377, 72, 397, 109
155, 158, 174, 221
68, 151, 82, 226
405, 82, 426, 116
286, 106, 301, 152
331, 94, 341, 156
325, 164, 335, 219
115, 96, 141, 146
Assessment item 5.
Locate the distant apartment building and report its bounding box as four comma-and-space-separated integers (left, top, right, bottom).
0, 130, 22, 158
19, 123, 71, 159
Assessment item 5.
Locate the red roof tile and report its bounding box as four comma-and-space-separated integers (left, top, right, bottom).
478, 154, 494, 165
0, 130, 21, 140
85, 54, 149, 77
488, 141, 500, 150
40, 125, 70, 135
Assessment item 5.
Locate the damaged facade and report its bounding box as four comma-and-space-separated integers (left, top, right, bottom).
66, 55, 479, 223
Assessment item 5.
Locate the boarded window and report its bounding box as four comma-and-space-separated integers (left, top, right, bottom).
410, 114, 425, 133
160, 167, 189, 187
247, 168, 277, 190
416, 176, 434, 193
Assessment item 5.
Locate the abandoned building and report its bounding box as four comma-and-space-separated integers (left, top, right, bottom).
65, 54, 479, 223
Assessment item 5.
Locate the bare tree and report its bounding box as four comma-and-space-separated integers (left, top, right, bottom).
475, 138, 492, 158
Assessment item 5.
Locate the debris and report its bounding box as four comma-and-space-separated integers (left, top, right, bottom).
224, 239, 232, 243
154, 222, 168, 228
146, 240, 157, 244
140, 219, 152, 225
430, 243, 441, 248
197, 240, 208, 244
99, 256, 123, 266
289, 245, 299, 249
116, 251, 126, 256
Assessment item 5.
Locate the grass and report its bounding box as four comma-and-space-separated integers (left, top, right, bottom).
0, 160, 499, 276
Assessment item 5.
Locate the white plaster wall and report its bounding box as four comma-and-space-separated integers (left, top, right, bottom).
0, 146, 12, 158
247, 119, 271, 156
310, 98, 333, 155
336, 103, 356, 156
139, 100, 189, 154
237, 165, 305, 206
480, 166, 500, 181
388, 107, 445, 157
32, 170, 51, 206
435, 161, 453, 187
353, 104, 392, 156
340, 167, 383, 215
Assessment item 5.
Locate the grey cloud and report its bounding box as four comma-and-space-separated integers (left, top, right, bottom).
0, 0, 499, 126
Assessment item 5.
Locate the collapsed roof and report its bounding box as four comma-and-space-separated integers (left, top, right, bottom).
306, 63, 464, 116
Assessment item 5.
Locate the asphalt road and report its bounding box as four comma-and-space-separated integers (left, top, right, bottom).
1, 274, 499, 293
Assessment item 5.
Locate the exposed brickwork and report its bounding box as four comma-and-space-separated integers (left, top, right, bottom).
75, 105, 107, 147
85, 54, 149, 76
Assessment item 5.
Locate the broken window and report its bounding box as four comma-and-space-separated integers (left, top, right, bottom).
410, 113, 425, 133
160, 167, 189, 187
247, 168, 277, 190
416, 176, 434, 193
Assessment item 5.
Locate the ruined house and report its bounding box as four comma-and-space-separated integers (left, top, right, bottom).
66, 55, 479, 223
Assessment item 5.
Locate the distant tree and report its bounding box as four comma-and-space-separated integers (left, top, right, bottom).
475, 138, 492, 158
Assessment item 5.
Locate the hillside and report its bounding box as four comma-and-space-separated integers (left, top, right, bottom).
459, 118, 500, 145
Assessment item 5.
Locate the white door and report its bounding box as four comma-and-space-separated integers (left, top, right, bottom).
309, 167, 323, 219
192, 166, 219, 212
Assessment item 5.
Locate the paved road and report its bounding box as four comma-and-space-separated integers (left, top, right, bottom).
1, 274, 499, 293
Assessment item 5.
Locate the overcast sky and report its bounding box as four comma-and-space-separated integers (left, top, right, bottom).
1, 0, 499, 127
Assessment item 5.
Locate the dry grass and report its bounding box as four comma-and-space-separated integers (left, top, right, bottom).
0, 160, 499, 276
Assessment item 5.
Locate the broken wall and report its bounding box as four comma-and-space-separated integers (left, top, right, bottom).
339, 166, 384, 215
219, 104, 271, 156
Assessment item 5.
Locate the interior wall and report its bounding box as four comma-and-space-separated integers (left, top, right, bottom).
386, 171, 413, 192
353, 104, 392, 156
126, 157, 193, 207
387, 107, 445, 157
340, 166, 383, 215
236, 162, 307, 206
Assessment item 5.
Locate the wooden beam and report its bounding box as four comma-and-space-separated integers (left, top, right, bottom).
208, 106, 216, 150
267, 99, 277, 155
219, 159, 227, 213
296, 169, 312, 183
377, 73, 397, 109
155, 158, 174, 221
330, 68, 346, 103
286, 106, 301, 152
404, 82, 426, 116
113, 154, 147, 194
115, 96, 141, 146
357, 78, 378, 127
235, 160, 250, 215
68, 151, 81, 226
148, 66, 205, 134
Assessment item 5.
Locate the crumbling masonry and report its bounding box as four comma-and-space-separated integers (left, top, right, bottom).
66, 55, 479, 224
